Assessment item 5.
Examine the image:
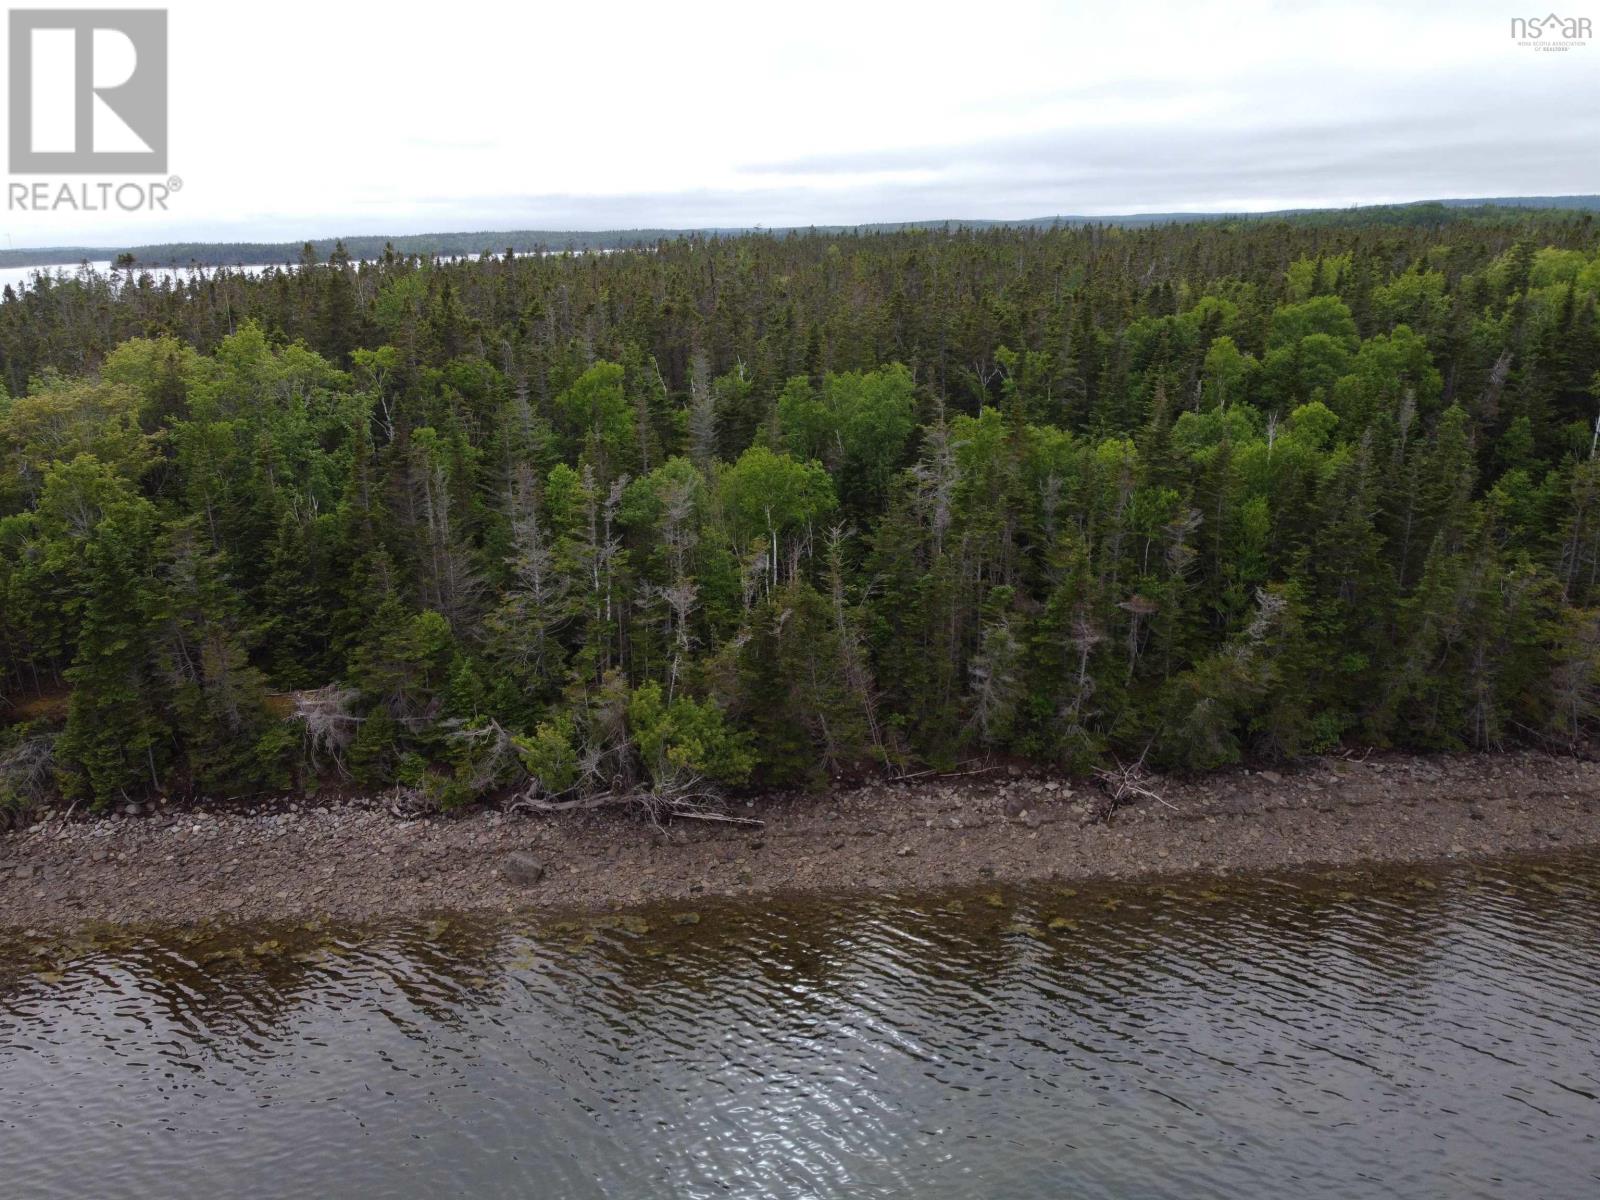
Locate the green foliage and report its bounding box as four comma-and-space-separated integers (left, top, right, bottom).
5, 217, 1600, 811
1, 376, 153, 506
349, 709, 401, 787
556, 362, 633, 470
512, 717, 581, 795
157, 519, 293, 794
1268, 296, 1359, 351
719, 446, 837, 564
778, 364, 918, 513
626, 681, 754, 786
50, 470, 166, 806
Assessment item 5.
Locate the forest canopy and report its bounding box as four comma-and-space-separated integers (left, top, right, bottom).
4, 214, 1600, 814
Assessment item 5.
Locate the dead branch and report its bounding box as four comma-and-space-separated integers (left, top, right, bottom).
891, 757, 995, 783
380, 784, 435, 819
505, 771, 756, 827
660, 810, 763, 826
443, 718, 524, 792
1089, 755, 1172, 823
0, 733, 55, 824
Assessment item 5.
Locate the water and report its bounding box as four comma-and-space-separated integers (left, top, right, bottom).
2, 852, 1598, 1199
0, 260, 284, 294
0, 247, 618, 296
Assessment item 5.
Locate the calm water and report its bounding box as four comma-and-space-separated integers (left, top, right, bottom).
0, 248, 613, 296
0, 260, 280, 294
2, 853, 1599, 1199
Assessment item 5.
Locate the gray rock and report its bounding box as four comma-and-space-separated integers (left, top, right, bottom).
502, 852, 546, 886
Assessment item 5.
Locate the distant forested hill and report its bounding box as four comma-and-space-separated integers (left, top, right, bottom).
2, 195, 1597, 269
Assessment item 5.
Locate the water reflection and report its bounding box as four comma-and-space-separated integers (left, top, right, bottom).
3, 853, 1599, 1199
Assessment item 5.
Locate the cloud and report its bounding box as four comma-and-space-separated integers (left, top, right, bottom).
8, 0, 1599, 246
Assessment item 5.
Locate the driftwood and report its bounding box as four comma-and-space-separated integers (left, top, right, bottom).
506, 775, 763, 828
1089, 753, 1171, 823
890, 757, 995, 784
379, 785, 435, 819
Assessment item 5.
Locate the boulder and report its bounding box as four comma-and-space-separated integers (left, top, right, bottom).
502, 852, 546, 886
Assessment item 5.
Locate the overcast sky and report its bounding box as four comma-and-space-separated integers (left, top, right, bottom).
4, 0, 1599, 248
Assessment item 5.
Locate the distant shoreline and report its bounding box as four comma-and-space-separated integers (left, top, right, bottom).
2, 750, 1598, 931
3, 194, 1598, 270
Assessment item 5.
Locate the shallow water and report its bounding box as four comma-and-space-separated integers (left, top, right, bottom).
2, 852, 1598, 1199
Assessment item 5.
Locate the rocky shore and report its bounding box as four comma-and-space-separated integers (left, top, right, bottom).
4, 750, 1600, 931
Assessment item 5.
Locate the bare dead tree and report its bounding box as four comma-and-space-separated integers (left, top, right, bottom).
1039, 472, 1063, 541
738, 541, 770, 612
1119, 594, 1160, 682
1548, 610, 1600, 747
826, 526, 891, 765
967, 617, 1023, 743
416, 460, 484, 632
1476, 348, 1512, 424
445, 718, 524, 794
1394, 387, 1418, 460
908, 407, 960, 559
0, 733, 55, 824
687, 349, 717, 472
487, 468, 571, 684
1558, 462, 1600, 602
291, 685, 362, 775
1164, 506, 1203, 579
658, 470, 700, 699
1059, 607, 1105, 740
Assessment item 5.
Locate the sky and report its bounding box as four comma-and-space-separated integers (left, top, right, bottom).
3, 0, 1599, 249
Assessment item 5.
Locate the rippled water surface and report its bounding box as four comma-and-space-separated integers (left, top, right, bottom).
3, 852, 1600, 1199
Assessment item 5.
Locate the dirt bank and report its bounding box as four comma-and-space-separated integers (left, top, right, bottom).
4, 750, 1600, 931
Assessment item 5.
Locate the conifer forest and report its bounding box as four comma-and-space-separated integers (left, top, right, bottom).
5, 215, 1600, 815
